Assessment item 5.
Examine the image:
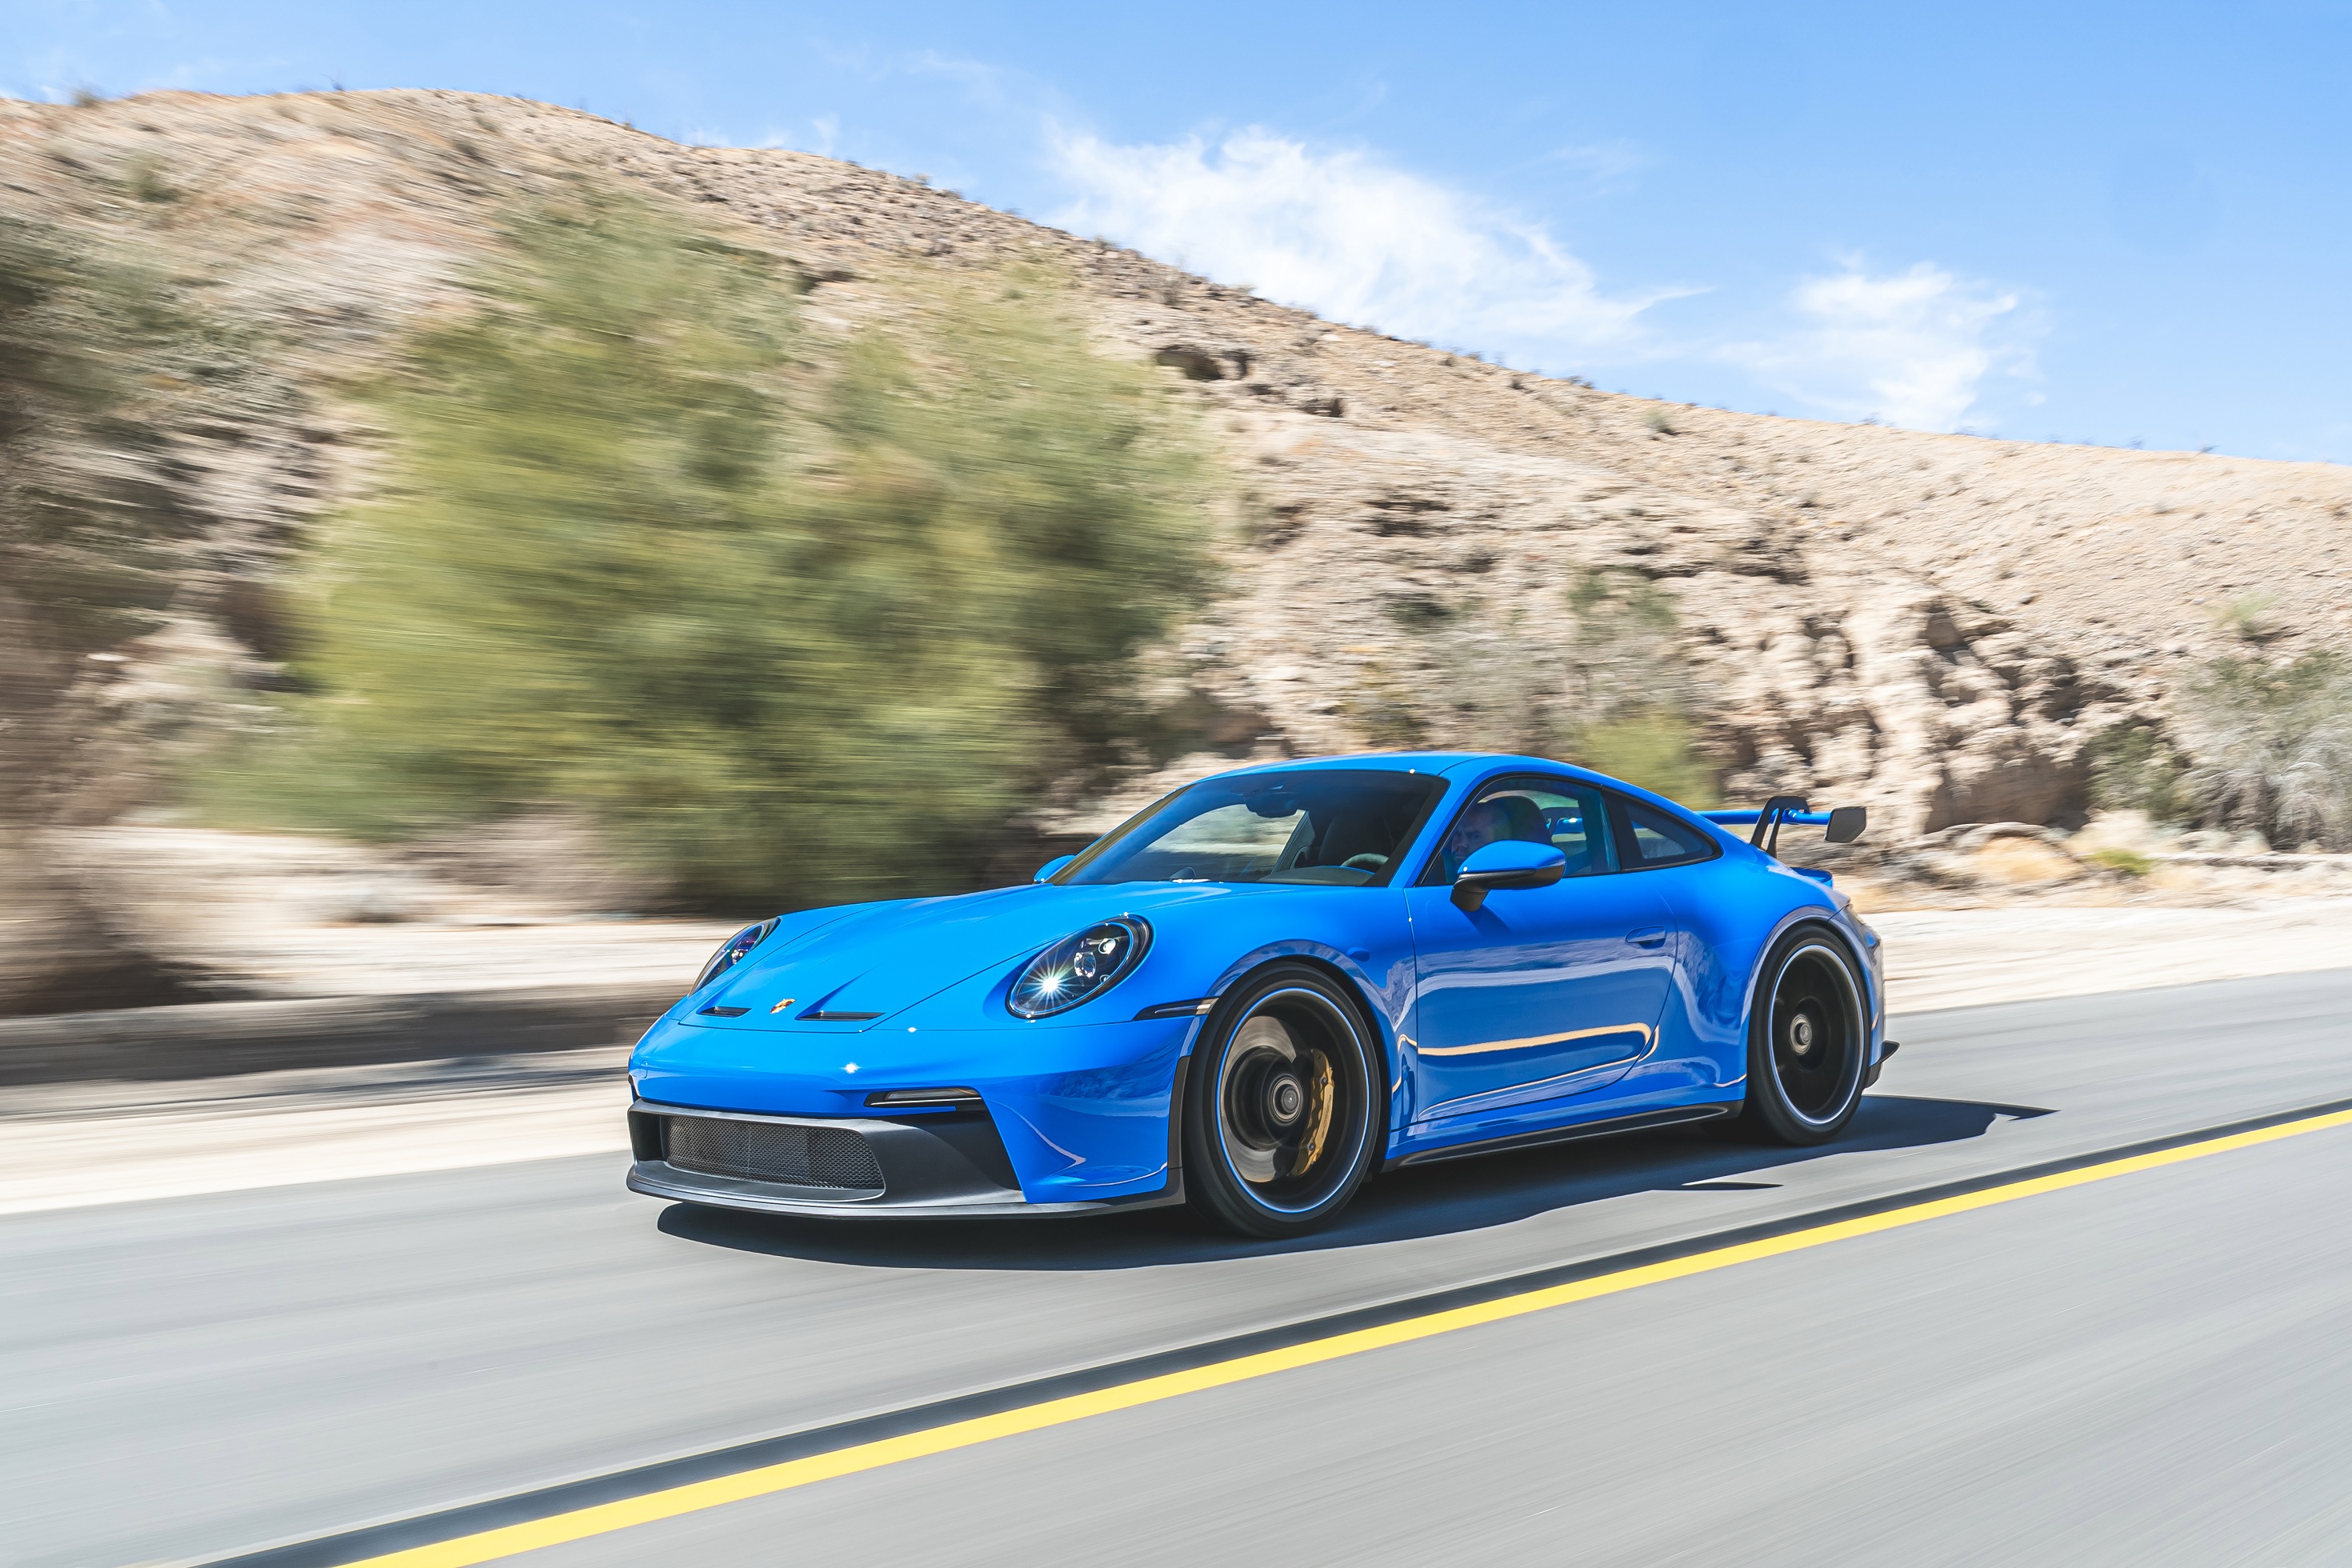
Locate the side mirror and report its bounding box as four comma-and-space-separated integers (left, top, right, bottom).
1451, 840, 1568, 911
1033, 854, 1077, 884
1824, 806, 1866, 845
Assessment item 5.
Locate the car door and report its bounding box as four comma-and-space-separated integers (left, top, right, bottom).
1600, 787, 1734, 1071
1405, 775, 1678, 1126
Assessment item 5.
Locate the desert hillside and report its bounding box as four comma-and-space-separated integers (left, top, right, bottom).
3, 88, 2345, 862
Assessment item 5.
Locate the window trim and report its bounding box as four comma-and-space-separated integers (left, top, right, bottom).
1414, 774, 1622, 887
1602, 790, 1725, 871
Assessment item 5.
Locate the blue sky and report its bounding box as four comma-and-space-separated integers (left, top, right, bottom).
10, 2, 2350, 460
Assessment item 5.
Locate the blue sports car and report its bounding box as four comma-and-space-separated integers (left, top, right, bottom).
626, 753, 1886, 1236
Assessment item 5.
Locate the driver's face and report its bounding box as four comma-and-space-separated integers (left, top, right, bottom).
1446, 802, 1508, 862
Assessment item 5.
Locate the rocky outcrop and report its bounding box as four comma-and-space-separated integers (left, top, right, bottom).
1706, 583, 2113, 834
1116, 412, 2128, 836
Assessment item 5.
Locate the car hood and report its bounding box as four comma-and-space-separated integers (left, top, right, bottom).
686, 880, 1262, 1030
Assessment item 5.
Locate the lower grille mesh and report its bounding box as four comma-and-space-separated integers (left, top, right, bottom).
664, 1117, 885, 1193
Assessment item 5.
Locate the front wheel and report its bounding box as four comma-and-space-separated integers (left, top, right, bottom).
1182, 964, 1381, 1238
1737, 928, 1868, 1145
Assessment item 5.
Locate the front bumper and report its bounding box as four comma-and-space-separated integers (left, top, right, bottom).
630, 1008, 1198, 1204
625, 1100, 1181, 1218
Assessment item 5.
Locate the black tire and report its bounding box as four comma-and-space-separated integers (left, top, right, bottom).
1182, 963, 1382, 1238
1737, 926, 1868, 1146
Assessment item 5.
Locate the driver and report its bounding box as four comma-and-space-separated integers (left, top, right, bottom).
1438, 799, 1512, 881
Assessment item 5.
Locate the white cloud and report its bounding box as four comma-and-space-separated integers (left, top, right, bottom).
748, 114, 838, 154
1726, 262, 2039, 431
1543, 139, 1651, 191
1049, 127, 1678, 364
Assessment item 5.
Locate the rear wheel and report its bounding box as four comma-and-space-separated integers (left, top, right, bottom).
1182, 964, 1380, 1238
1738, 928, 1867, 1145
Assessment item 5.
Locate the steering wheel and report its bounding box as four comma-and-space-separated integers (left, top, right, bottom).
1342, 854, 1388, 871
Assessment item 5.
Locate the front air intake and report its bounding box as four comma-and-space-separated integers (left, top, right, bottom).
664, 1116, 886, 1194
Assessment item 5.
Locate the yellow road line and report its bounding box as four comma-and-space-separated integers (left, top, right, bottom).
342, 1106, 2352, 1568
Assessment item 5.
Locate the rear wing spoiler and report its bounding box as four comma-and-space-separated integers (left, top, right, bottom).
1701, 796, 1866, 858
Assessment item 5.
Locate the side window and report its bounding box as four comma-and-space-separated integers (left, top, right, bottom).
1419, 778, 1617, 884
1613, 796, 1719, 869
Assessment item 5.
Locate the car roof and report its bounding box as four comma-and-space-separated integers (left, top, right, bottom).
1209, 751, 1614, 785
1166, 752, 1726, 844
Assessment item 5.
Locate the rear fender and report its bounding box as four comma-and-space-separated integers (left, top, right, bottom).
1733, 912, 1882, 1084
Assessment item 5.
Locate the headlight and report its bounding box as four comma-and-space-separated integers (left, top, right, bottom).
693, 918, 777, 993
1007, 918, 1150, 1018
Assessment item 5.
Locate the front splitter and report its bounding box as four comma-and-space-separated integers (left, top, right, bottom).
626, 1162, 1180, 1219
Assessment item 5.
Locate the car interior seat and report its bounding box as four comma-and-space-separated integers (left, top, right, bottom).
1314, 810, 1394, 871
1493, 796, 1548, 844
1494, 794, 1595, 877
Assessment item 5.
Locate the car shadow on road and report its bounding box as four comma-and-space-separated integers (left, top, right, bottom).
657, 1093, 2054, 1270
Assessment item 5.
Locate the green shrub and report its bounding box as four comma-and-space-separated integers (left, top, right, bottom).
2086, 722, 2187, 823
1557, 570, 1717, 804
1391, 569, 1716, 802
123, 154, 178, 204
2171, 651, 2352, 851
1570, 711, 1716, 805
2086, 846, 2154, 878
222, 194, 1214, 906
0, 215, 192, 666
0, 216, 236, 1006
2214, 590, 2279, 642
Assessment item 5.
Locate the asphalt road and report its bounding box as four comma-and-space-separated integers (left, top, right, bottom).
6, 968, 2352, 1567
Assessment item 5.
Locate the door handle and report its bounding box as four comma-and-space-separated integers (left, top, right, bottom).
1625, 927, 1669, 948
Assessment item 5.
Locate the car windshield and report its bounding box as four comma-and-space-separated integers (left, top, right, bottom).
1058, 769, 1446, 887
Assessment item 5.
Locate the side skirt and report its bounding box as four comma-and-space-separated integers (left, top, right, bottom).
1383, 1102, 1743, 1170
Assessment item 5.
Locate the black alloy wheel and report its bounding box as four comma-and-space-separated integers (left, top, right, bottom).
1737, 928, 1867, 1145
1182, 963, 1381, 1238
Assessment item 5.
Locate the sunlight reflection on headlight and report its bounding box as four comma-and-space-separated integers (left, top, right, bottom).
1008, 919, 1149, 1018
